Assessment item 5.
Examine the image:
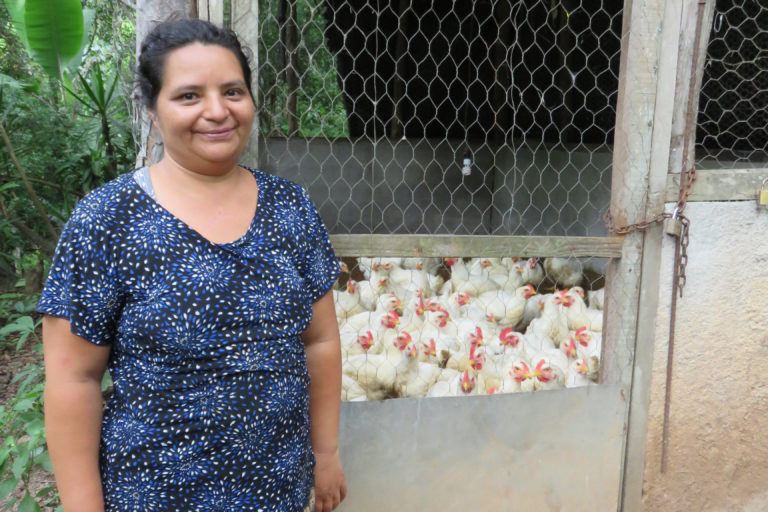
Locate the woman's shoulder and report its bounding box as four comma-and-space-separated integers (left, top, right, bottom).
244, 166, 308, 204
67, 170, 139, 232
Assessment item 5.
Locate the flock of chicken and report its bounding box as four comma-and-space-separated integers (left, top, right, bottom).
333, 256, 605, 401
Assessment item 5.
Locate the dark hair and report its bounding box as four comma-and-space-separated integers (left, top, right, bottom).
136, 19, 254, 110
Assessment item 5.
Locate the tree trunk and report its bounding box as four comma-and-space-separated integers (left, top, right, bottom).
134, 0, 196, 167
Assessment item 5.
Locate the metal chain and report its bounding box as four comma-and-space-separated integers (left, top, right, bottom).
604, 161, 695, 299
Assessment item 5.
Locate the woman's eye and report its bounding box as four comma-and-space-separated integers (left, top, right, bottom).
179, 93, 197, 101
226, 88, 244, 97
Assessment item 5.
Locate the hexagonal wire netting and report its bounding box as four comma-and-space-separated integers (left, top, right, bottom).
252, 0, 625, 399
696, 0, 768, 165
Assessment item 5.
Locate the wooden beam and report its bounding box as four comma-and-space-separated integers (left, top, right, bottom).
666, 168, 768, 202
329, 235, 624, 258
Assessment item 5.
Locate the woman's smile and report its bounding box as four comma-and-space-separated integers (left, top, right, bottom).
196, 126, 237, 140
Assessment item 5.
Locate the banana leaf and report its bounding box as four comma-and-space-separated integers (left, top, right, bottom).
22, 0, 85, 79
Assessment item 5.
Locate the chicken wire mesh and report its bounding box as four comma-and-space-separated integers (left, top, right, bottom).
696, 0, 768, 165
248, 0, 632, 400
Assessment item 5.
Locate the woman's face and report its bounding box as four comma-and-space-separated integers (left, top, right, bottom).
152, 42, 254, 173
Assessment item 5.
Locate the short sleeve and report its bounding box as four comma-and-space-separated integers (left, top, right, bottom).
295, 187, 341, 303
36, 216, 124, 346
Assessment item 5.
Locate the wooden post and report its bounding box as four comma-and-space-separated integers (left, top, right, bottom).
135, 0, 196, 167
619, 0, 716, 508
599, 0, 673, 505
231, 0, 264, 167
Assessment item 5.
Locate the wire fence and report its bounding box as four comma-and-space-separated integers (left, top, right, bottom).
252, 0, 630, 399
697, 0, 768, 165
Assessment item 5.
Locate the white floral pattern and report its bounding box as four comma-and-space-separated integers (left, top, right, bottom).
37, 167, 340, 511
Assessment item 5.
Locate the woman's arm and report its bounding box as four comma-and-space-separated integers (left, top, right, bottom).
302, 291, 347, 512
42, 315, 111, 512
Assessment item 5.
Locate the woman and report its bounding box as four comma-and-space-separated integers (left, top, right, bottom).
37, 19, 346, 512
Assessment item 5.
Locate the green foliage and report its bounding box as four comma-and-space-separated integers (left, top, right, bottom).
0, 1, 352, 509
0, 366, 55, 511
3, 0, 90, 80
258, 0, 349, 138
0, 0, 136, 280
0, 1, 135, 505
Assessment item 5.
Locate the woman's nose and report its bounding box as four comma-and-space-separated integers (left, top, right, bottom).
202, 94, 229, 121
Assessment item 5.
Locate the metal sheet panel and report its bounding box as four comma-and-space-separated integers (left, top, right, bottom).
337, 385, 625, 512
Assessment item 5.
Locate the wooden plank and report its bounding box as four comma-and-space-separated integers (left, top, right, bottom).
196, 0, 224, 25
329, 235, 624, 258
620, 0, 685, 508
666, 168, 768, 202
604, 0, 674, 507
621, 0, 717, 510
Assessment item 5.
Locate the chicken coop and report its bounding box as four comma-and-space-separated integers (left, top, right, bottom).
190, 0, 760, 509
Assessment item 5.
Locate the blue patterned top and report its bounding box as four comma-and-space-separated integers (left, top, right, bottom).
36, 166, 340, 511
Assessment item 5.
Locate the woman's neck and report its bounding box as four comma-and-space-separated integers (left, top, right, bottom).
150, 154, 245, 201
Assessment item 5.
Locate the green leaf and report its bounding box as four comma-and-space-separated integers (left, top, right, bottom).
2, 0, 28, 48
12, 398, 34, 412
0, 478, 18, 500
18, 492, 41, 512
23, 0, 85, 80
35, 450, 52, 472
67, 6, 94, 74
11, 447, 30, 479
63, 82, 97, 113
25, 418, 44, 437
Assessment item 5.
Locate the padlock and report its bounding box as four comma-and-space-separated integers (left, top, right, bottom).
664, 207, 682, 237
664, 217, 683, 238
758, 177, 768, 210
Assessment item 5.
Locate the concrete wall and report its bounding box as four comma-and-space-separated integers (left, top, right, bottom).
642, 201, 768, 511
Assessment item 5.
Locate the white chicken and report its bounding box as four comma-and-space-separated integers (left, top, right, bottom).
572, 327, 602, 359
357, 277, 388, 311
553, 290, 603, 332
544, 257, 583, 288
386, 264, 443, 302
410, 309, 461, 358
520, 292, 547, 331
339, 309, 400, 341
357, 257, 402, 280
486, 327, 527, 357
402, 257, 443, 275
565, 356, 600, 388
426, 369, 496, 397
475, 284, 536, 327
341, 374, 368, 401
333, 280, 366, 319
527, 352, 567, 390
445, 330, 487, 373
342, 334, 414, 400
394, 343, 444, 398
526, 293, 570, 346
512, 257, 545, 286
